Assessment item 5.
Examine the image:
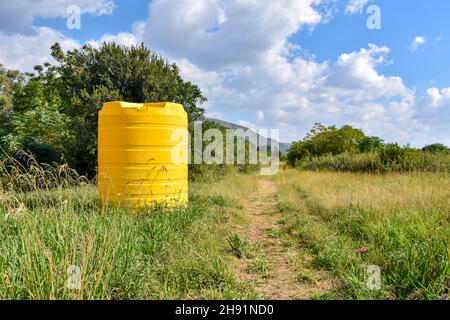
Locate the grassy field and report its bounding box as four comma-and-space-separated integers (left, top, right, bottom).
274, 170, 449, 299
0, 162, 448, 300
0, 170, 259, 299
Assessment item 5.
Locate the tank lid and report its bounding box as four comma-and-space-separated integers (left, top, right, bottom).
101, 101, 186, 114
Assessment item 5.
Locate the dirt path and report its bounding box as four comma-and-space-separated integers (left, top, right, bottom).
234, 179, 334, 300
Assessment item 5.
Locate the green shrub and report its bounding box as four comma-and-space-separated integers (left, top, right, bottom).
299, 150, 450, 173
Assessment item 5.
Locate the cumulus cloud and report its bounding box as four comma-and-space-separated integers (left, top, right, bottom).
143, 0, 322, 69
86, 32, 138, 49
409, 36, 426, 52
423, 87, 450, 109
414, 87, 450, 144
0, 0, 447, 146
0, 0, 115, 34
85, 21, 145, 49
0, 1, 119, 72
134, 0, 448, 146
325, 44, 408, 99
0, 27, 79, 72
345, 0, 370, 14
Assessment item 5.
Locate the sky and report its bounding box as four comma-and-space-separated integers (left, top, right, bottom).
0, 0, 449, 146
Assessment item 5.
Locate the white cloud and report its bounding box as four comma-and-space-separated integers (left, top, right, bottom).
143, 0, 322, 69
86, 32, 138, 49
424, 87, 450, 108
257, 110, 265, 122
0, 18, 143, 73
345, 0, 370, 14
0, 0, 115, 34
414, 87, 450, 145
205, 111, 224, 119
0, 0, 447, 146
85, 21, 145, 49
409, 36, 426, 52
325, 44, 408, 99
0, 27, 79, 72
135, 0, 448, 146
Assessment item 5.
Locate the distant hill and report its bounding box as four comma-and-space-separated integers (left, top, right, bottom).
207, 118, 292, 155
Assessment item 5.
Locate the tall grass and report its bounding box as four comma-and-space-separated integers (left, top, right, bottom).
0, 151, 90, 211
275, 170, 450, 300
0, 153, 259, 299
299, 152, 450, 173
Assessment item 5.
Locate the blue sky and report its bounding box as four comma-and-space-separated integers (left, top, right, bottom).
0, 0, 449, 146
295, 1, 450, 88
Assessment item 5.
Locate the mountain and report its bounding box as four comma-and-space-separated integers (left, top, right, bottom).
207, 118, 292, 155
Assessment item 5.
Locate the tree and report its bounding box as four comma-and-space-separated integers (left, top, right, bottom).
287, 141, 309, 166
45, 42, 207, 176
335, 125, 366, 154
0, 64, 24, 150
422, 143, 449, 154
358, 136, 384, 153
0, 65, 71, 163
287, 123, 366, 165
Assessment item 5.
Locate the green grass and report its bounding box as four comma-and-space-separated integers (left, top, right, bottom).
246, 257, 272, 280
227, 234, 253, 259
275, 170, 450, 300
0, 155, 259, 300
1, 153, 449, 300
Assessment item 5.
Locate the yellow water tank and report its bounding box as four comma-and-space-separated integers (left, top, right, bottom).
98, 101, 188, 208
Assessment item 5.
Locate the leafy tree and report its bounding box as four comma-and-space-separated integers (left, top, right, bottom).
422, 143, 449, 154
45, 42, 207, 176
1, 64, 70, 163
287, 141, 310, 166
287, 123, 366, 165
358, 136, 384, 153
0, 64, 24, 149
335, 125, 366, 154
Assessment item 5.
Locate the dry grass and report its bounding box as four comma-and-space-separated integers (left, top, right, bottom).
0, 155, 259, 300
276, 170, 450, 212
274, 169, 450, 300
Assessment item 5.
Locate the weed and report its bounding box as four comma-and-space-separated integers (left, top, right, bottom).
296, 270, 316, 284
246, 257, 272, 279
227, 234, 253, 259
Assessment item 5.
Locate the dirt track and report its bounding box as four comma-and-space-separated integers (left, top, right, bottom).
234, 179, 335, 300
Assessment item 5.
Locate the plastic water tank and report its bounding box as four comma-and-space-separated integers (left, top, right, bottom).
98, 101, 188, 208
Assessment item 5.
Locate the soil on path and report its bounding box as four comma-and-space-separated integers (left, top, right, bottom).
234, 179, 335, 300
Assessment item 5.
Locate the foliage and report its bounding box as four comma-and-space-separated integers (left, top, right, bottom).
188, 120, 259, 181
47, 42, 206, 176
227, 234, 253, 259
357, 136, 384, 153
299, 151, 450, 173
288, 123, 450, 173
1, 69, 71, 163
0, 151, 85, 194
287, 123, 365, 166
1, 43, 207, 176
0, 64, 23, 113
423, 143, 449, 154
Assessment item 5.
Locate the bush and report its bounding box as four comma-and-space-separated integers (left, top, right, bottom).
423, 143, 449, 154
299, 150, 450, 173
300, 153, 383, 173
